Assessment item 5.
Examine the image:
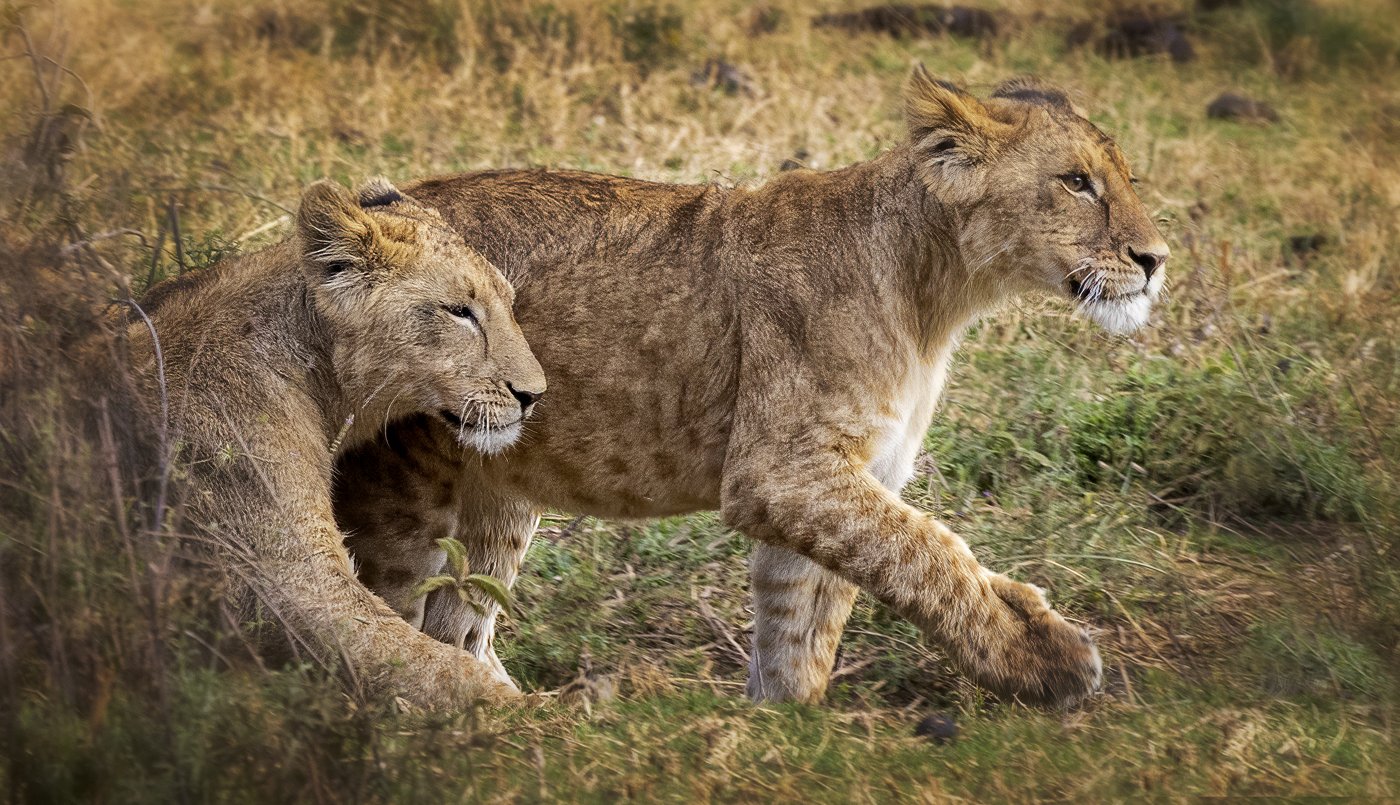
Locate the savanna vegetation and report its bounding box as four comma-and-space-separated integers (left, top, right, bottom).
1, 0, 1397, 800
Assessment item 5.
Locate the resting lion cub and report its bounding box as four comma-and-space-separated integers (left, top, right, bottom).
104, 178, 544, 708
337, 71, 1168, 706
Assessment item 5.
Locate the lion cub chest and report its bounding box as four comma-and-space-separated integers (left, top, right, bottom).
867, 346, 956, 492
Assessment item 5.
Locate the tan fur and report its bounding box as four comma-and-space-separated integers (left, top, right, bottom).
99, 178, 544, 709
336, 71, 1169, 706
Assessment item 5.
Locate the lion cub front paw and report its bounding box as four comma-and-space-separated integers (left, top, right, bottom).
390, 654, 524, 711
960, 573, 1102, 707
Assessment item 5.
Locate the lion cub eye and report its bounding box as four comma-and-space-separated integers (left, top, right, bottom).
1061, 172, 1094, 196
443, 304, 478, 326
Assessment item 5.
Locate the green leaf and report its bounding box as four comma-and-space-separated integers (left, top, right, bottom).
437, 537, 468, 578
411, 575, 456, 599
465, 573, 514, 615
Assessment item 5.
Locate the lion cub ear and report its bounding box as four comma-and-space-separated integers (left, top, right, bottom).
296, 179, 416, 289
356, 175, 408, 209
904, 64, 1011, 168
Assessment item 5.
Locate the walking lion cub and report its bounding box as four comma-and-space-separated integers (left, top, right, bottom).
338, 70, 1168, 707
102, 178, 544, 708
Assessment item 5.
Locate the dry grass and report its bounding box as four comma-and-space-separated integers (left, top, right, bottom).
2, 0, 1398, 800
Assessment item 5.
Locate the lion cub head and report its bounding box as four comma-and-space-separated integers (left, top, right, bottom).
905, 67, 1170, 333
297, 178, 545, 454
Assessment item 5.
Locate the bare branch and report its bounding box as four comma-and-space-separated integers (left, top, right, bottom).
122, 298, 171, 532
59, 228, 150, 256
144, 184, 295, 215
15, 22, 52, 113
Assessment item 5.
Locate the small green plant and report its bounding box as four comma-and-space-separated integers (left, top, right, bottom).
182, 228, 239, 272
412, 537, 514, 615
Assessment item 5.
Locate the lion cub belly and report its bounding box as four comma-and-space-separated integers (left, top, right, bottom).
867, 349, 954, 492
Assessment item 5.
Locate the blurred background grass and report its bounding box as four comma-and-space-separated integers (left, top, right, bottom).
1, 0, 1397, 800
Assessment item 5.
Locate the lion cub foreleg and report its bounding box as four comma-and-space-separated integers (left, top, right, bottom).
724, 459, 1101, 707
229, 518, 519, 711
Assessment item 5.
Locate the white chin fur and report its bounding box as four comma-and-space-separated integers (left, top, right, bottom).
459, 420, 523, 455
1079, 292, 1153, 334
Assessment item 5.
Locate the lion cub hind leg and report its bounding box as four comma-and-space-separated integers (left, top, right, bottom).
747, 543, 858, 703
345, 530, 447, 630
747, 454, 925, 703
338, 418, 463, 629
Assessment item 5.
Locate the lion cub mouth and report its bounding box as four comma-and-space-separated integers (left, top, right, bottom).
437, 408, 524, 455
1067, 276, 1148, 304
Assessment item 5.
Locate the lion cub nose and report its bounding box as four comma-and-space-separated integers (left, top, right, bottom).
508, 383, 542, 411
1127, 244, 1168, 281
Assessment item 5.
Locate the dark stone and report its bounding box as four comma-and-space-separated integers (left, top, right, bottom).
1167, 30, 1196, 63
690, 58, 757, 95
779, 148, 809, 172
914, 712, 959, 744
1069, 10, 1196, 63
1207, 92, 1280, 123
813, 4, 1002, 40
1288, 233, 1328, 258
1066, 21, 1096, 49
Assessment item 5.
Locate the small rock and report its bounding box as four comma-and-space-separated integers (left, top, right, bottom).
690, 58, 757, 95
332, 124, 368, 145
914, 712, 959, 744
1207, 92, 1280, 123
1282, 232, 1327, 264
1166, 31, 1196, 63
1288, 233, 1328, 258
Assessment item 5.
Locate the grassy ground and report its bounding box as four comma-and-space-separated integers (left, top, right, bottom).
2, 0, 1398, 800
